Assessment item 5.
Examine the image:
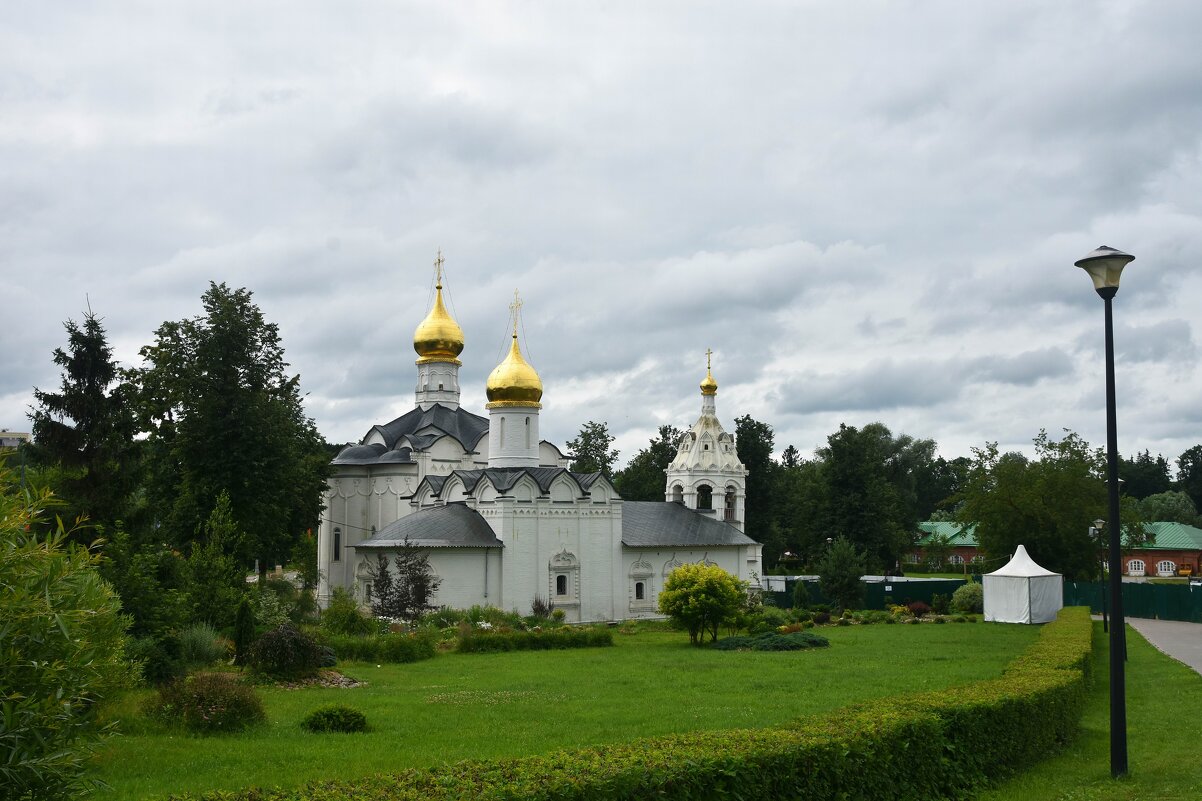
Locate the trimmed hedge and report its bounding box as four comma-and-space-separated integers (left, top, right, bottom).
325, 632, 437, 664
165, 607, 1093, 801
456, 626, 613, 653
301, 705, 368, 734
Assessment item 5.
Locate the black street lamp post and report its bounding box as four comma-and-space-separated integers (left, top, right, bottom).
1075, 244, 1134, 778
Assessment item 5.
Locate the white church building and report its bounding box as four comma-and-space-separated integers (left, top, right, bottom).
317, 261, 763, 622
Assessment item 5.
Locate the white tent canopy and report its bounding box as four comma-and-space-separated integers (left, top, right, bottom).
983, 544, 1064, 624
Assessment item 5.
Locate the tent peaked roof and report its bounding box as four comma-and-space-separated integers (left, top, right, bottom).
988, 544, 1059, 577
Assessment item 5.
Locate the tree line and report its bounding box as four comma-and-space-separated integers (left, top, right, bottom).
566, 418, 1202, 582
20, 283, 329, 652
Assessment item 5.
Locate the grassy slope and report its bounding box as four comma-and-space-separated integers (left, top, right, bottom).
980, 622, 1202, 801
92, 624, 1036, 800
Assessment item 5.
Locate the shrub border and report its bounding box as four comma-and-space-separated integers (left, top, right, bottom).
167, 607, 1093, 801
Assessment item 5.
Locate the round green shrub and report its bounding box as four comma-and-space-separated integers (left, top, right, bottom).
247, 624, 322, 679
836, 617, 850, 626
150, 673, 265, 734
951, 581, 984, 614
812, 611, 831, 625
302, 705, 368, 733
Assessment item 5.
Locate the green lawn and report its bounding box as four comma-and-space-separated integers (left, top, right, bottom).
980, 622, 1202, 801
92, 623, 1037, 800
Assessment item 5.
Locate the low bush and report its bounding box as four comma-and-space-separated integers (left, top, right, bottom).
908, 600, 931, 618
747, 606, 791, 634
951, 581, 984, 614
811, 610, 831, 625
167, 608, 1092, 801
321, 587, 375, 636
127, 634, 185, 685
325, 631, 437, 664
179, 622, 226, 667
457, 626, 613, 653
301, 705, 368, 733
714, 631, 831, 652
246, 624, 322, 679
931, 593, 950, 615
148, 673, 265, 734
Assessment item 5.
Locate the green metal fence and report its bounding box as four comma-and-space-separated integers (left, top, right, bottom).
1062, 580, 1202, 623
766, 578, 969, 610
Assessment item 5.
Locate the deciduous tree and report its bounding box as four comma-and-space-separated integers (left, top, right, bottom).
613, 425, 680, 501
956, 430, 1149, 580
1139, 491, 1200, 526
0, 463, 130, 800
133, 283, 329, 580
567, 420, 619, 476
657, 562, 746, 645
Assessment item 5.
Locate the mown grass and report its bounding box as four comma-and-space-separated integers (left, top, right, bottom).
92, 623, 1037, 800
980, 622, 1202, 801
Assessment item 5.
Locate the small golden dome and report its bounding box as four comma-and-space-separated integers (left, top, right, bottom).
413, 279, 465, 364
485, 334, 543, 408
700, 348, 718, 396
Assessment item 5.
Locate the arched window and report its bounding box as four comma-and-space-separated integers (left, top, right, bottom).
525, 417, 531, 449
332, 527, 342, 562
500, 416, 506, 443
635, 581, 645, 600
949, 554, 964, 565
670, 484, 684, 503
1156, 560, 1177, 577
1126, 559, 1146, 576
697, 485, 713, 510
724, 488, 736, 521
556, 574, 568, 596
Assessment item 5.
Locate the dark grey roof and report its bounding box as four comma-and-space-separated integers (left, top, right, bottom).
333, 403, 487, 466
430, 467, 595, 498
353, 503, 502, 549
622, 502, 758, 548
372, 404, 488, 452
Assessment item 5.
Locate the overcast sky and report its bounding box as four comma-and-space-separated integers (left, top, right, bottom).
3, 1, 1201, 471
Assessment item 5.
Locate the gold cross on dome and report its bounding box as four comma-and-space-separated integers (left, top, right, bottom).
433, 249, 444, 285
510, 289, 523, 335
706, 348, 713, 370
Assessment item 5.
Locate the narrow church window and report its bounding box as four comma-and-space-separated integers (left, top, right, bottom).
500, 417, 506, 443
704, 443, 709, 450
364, 581, 373, 602
556, 574, 568, 596
438, 383, 444, 390
332, 527, 342, 562
635, 582, 645, 600
525, 417, 531, 449
697, 485, 712, 510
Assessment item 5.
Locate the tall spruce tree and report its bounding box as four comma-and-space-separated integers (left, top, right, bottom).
27, 312, 139, 536
133, 283, 329, 579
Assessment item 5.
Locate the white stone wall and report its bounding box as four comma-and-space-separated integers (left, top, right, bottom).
414, 361, 461, 409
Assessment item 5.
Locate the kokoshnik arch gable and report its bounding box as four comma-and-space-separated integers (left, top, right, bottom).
317, 255, 763, 622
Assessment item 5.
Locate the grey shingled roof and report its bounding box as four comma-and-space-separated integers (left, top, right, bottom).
432, 467, 593, 498
353, 503, 502, 549
333, 403, 488, 466
622, 501, 758, 548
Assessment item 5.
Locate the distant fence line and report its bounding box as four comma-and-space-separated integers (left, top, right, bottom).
767, 578, 1202, 623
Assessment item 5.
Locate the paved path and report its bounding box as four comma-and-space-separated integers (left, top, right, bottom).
1126, 618, 1202, 676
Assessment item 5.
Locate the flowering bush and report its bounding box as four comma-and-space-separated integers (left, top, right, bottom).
148, 672, 265, 734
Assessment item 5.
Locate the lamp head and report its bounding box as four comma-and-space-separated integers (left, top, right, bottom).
1093, 518, 1106, 531
1075, 245, 1134, 294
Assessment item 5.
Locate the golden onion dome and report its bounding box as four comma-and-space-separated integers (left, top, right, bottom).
413, 279, 465, 364
700, 350, 718, 396
485, 334, 543, 408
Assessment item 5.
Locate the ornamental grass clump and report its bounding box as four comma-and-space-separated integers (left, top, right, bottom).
714, 631, 831, 652
148, 672, 265, 734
